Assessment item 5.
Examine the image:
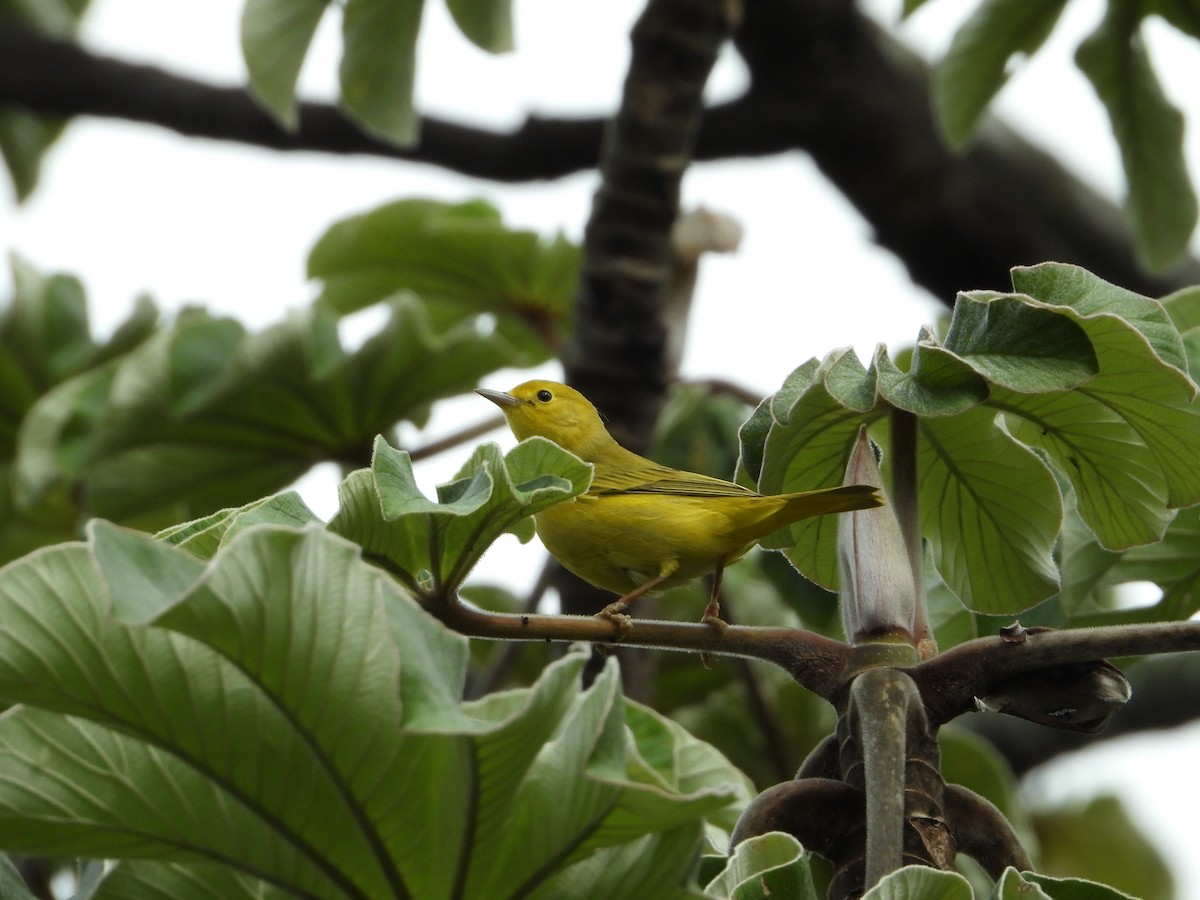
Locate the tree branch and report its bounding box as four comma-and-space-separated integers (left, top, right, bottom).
563, 0, 741, 446
732, 0, 1200, 299
3, 15, 1196, 304
912, 622, 1200, 726
962, 650, 1200, 775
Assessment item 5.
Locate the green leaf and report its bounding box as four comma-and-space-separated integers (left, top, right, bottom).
240, 0, 329, 129
16, 294, 526, 523
942, 292, 1097, 392
753, 354, 881, 589
1011, 263, 1188, 374
920, 405, 1061, 613
624, 701, 756, 835
339, 0, 425, 144
0, 109, 66, 202
704, 832, 821, 899
91, 519, 206, 622
5, 252, 96, 384
900, 0, 933, 16
330, 435, 591, 598
1159, 283, 1200, 337
873, 338, 988, 417
0, 855, 36, 900
0, 524, 734, 897
1031, 795, 1172, 898
1001, 264, 1200, 548
736, 359, 822, 487
935, 0, 1068, 147
446, 0, 513, 52
88, 860, 277, 900
748, 267, 1200, 611
532, 827, 701, 900
1076, 8, 1198, 270
992, 868, 1054, 900
937, 727, 1023, 825
155, 490, 322, 558
862, 866, 974, 899
308, 197, 578, 357
1061, 503, 1200, 626
1019, 870, 1140, 900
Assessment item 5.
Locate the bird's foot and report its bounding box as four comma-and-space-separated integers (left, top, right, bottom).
701, 597, 727, 635
596, 604, 633, 638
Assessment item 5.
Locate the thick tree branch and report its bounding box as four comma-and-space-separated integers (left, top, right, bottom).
563, 0, 740, 446
732, 0, 1200, 299
3, 17, 1196, 303
0, 20, 606, 181
911, 622, 1200, 726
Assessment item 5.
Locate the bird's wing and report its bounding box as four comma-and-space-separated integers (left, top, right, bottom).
591, 462, 759, 498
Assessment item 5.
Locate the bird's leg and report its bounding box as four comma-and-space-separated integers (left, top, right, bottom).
598, 560, 680, 636
701, 558, 729, 634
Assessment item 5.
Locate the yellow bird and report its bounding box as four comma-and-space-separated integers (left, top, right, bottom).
477, 380, 882, 628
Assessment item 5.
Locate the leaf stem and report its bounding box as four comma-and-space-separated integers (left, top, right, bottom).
848, 668, 923, 887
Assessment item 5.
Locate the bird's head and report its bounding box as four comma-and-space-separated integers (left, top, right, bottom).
475, 380, 607, 455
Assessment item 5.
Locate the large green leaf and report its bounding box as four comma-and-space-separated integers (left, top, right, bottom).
329, 435, 591, 598
1005, 265, 1200, 546
746, 263, 1200, 614
0, 257, 159, 562
935, 0, 1069, 148
3, 254, 158, 394
339, 0, 425, 144
241, 0, 330, 128
919, 405, 1061, 613
86, 860, 282, 899
751, 354, 873, 589
15, 293, 527, 523
0, 519, 739, 897
309, 198, 578, 359
1076, 7, 1198, 270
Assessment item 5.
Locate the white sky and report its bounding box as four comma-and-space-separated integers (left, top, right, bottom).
3, 0, 1200, 893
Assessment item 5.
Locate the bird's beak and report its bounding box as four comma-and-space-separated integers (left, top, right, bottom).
475, 388, 519, 409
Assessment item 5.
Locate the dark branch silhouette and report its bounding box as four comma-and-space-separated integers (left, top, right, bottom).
3, 13, 1197, 307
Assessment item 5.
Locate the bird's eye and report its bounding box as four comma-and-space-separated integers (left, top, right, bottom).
536, 389, 553, 402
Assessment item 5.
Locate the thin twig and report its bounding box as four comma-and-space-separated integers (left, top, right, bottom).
433, 594, 853, 700
409, 415, 506, 462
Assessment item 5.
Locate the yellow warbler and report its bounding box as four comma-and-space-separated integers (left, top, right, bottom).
477, 380, 881, 627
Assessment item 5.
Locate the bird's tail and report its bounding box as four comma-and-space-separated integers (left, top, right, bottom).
775, 483, 883, 525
